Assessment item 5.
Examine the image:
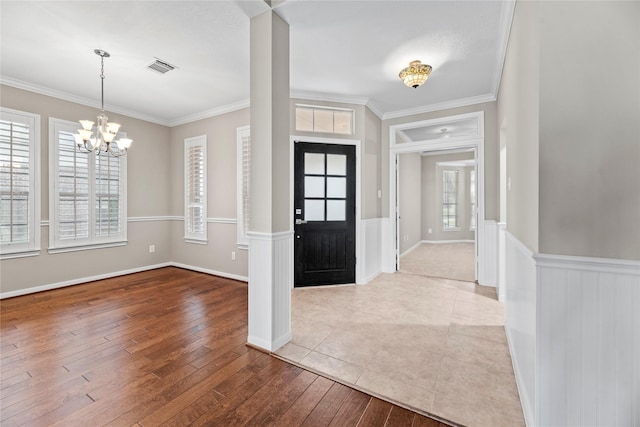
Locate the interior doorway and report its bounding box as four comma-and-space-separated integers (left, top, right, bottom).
388, 111, 489, 285
397, 149, 477, 282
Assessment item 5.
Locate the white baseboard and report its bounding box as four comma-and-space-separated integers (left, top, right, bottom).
170, 262, 248, 282
421, 239, 475, 244
400, 240, 422, 257
0, 262, 172, 299
505, 323, 535, 427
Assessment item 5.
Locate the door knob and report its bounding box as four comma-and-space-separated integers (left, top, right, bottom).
295, 219, 307, 225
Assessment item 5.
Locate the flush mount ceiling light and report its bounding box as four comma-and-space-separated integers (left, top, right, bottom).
75, 49, 132, 157
399, 60, 433, 89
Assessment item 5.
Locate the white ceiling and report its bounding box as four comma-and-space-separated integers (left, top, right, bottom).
0, 0, 514, 126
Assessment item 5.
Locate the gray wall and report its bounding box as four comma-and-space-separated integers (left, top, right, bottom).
0, 85, 172, 294
497, 0, 541, 254
381, 102, 499, 222
421, 152, 475, 242
538, 1, 640, 260
398, 153, 422, 254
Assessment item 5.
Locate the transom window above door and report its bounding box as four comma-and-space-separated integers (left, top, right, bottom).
303, 152, 347, 222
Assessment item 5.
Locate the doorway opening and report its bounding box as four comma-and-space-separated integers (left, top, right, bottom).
397, 148, 477, 282
388, 111, 489, 285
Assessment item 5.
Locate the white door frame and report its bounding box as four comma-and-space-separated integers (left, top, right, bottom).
290, 135, 362, 285
388, 111, 489, 285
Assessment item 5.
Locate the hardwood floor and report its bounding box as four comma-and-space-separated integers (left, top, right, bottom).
0, 267, 449, 426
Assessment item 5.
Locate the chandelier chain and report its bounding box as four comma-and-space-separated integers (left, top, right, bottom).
100, 56, 105, 111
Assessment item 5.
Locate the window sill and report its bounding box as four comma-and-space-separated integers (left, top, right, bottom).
185, 238, 208, 245
442, 227, 461, 232
0, 249, 41, 260
48, 241, 127, 254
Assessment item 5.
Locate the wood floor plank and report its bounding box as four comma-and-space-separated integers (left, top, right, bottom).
0, 267, 447, 427
329, 389, 372, 427
411, 414, 445, 427
358, 397, 394, 426
385, 405, 417, 426
301, 381, 354, 426
266, 375, 335, 426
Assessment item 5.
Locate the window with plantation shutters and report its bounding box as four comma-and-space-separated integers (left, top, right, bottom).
236, 126, 250, 248
49, 118, 127, 251
442, 170, 459, 230
184, 135, 207, 243
0, 108, 40, 259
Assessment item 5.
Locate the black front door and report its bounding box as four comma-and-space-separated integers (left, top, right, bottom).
294, 142, 356, 287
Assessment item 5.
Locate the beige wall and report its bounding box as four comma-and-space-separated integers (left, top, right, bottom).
398, 153, 422, 254
421, 152, 476, 242
168, 108, 251, 278
363, 107, 382, 219
381, 102, 499, 222
0, 85, 172, 293
538, 1, 640, 260
250, 11, 291, 233
496, 0, 540, 253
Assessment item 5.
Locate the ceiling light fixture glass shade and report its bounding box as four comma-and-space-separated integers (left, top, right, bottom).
399, 60, 433, 89
75, 49, 132, 157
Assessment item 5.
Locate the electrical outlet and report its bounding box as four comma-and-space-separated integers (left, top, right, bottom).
149, 245, 155, 253
231, 251, 236, 261
428, 228, 432, 234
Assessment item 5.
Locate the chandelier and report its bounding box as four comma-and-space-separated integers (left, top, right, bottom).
74, 49, 132, 157
399, 60, 433, 89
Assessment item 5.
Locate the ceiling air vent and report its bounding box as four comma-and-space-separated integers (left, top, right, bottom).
147, 58, 177, 74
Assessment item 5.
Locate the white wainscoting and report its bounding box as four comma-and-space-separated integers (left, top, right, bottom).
535, 254, 640, 427
479, 219, 498, 287
497, 222, 507, 302
380, 218, 395, 273
246, 231, 293, 352
505, 231, 537, 427
358, 218, 383, 284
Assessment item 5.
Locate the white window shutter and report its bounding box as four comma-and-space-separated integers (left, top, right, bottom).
49, 117, 127, 251
184, 135, 207, 243
0, 108, 40, 257
236, 126, 250, 247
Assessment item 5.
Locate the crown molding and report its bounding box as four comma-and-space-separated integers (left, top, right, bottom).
167, 99, 251, 127
291, 90, 370, 107
381, 93, 497, 121
0, 76, 170, 126
491, 0, 516, 96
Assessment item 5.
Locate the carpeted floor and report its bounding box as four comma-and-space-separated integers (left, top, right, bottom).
400, 242, 476, 282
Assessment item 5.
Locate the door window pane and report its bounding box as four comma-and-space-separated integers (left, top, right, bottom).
305, 176, 325, 198
326, 177, 346, 198
304, 199, 324, 221
327, 200, 345, 221
327, 154, 346, 175
305, 153, 324, 174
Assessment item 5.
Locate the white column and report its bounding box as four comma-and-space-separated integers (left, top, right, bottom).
247, 10, 292, 352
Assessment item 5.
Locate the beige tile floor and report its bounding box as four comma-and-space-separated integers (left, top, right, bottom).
275, 273, 525, 427
400, 242, 476, 282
